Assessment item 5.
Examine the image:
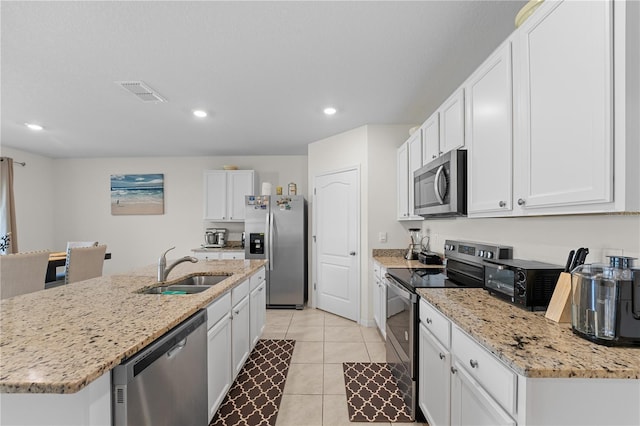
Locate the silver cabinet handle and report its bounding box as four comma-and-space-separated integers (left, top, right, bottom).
432, 155, 437, 159
349, 251, 356, 256
426, 318, 432, 324
470, 359, 478, 368
517, 198, 525, 206
234, 310, 240, 315
499, 201, 506, 207
439, 353, 445, 360
258, 287, 263, 292
451, 366, 457, 374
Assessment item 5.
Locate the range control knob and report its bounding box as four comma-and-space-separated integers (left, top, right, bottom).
485, 251, 494, 259
478, 250, 485, 257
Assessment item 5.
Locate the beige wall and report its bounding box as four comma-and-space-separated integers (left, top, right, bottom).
4, 148, 308, 274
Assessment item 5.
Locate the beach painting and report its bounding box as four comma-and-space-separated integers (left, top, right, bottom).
111, 174, 164, 215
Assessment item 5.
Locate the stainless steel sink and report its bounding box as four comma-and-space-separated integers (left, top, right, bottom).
139, 273, 231, 295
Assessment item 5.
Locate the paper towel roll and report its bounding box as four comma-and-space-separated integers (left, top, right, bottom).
261, 182, 272, 195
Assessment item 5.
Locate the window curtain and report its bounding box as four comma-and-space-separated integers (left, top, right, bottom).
0, 157, 18, 254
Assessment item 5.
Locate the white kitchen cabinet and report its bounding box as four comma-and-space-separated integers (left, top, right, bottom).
193, 250, 245, 261
249, 281, 266, 348
207, 312, 232, 421
439, 88, 465, 154
204, 170, 254, 221
419, 322, 450, 426
513, 0, 613, 213
372, 261, 386, 339
466, 40, 514, 216
231, 281, 251, 379
450, 359, 515, 426
397, 136, 424, 221
220, 251, 245, 260
421, 112, 440, 164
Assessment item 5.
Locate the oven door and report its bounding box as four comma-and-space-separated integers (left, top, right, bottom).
385, 276, 417, 419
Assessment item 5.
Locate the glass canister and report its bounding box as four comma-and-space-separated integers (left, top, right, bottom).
571, 264, 621, 340
288, 182, 297, 195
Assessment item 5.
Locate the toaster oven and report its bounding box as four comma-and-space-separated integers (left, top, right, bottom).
484, 259, 563, 310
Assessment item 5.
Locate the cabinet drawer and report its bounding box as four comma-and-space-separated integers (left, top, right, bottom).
232, 279, 250, 306
419, 298, 451, 349
207, 292, 231, 329
250, 267, 266, 290
221, 251, 245, 260
451, 325, 516, 415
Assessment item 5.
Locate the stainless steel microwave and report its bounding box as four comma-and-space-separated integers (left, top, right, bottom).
414, 149, 467, 217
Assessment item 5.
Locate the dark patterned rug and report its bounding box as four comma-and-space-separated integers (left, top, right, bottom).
343, 362, 413, 423
210, 339, 295, 426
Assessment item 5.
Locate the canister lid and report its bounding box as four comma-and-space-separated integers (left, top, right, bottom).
607, 256, 636, 269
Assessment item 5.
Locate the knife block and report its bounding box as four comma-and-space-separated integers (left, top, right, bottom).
545, 272, 572, 323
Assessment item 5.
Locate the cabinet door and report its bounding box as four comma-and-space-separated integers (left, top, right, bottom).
221, 251, 245, 260
207, 315, 232, 421
373, 275, 381, 331
440, 89, 465, 154
422, 113, 440, 164
231, 295, 251, 379
419, 324, 451, 426
407, 131, 423, 216
467, 41, 513, 216
204, 171, 227, 220
227, 171, 254, 221
514, 0, 612, 211
450, 361, 515, 426
250, 281, 266, 348
397, 143, 410, 219
378, 278, 386, 339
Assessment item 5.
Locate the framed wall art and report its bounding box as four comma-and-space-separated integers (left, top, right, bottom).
110, 174, 164, 215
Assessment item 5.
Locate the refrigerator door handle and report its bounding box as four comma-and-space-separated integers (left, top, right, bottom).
268, 212, 274, 270
264, 211, 270, 269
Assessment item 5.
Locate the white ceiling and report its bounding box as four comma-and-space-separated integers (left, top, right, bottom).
1, 1, 525, 159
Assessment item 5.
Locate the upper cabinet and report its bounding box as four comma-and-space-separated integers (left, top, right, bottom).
513, 0, 613, 213
397, 132, 424, 221
421, 112, 440, 164
204, 170, 255, 221
439, 88, 465, 154
466, 41, 514, 216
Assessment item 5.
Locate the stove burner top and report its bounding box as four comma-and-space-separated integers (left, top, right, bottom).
386, 267, 483, 290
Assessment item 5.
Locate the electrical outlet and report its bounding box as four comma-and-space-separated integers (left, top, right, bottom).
379, 232, 387, 243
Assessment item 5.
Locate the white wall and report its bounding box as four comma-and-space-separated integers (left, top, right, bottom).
0, 147, 55, 252
420, 214, 640, 266
308, 124, 412, 324
4, 149, 307, 275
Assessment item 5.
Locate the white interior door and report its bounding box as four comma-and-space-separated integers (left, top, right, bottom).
314, 168, 359, 321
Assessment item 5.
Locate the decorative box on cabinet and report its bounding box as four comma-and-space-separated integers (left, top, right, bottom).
204, 170, 255, 221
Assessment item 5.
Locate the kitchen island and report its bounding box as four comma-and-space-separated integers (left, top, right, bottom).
417, 287, 640, 425
0, 259, 267, 424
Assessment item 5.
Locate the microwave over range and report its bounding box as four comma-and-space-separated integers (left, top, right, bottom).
414, 149, 467, 217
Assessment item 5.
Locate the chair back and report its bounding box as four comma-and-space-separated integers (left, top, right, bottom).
0, 251, 50, 299
66, 241, 99, 249
65, 245, 107, 284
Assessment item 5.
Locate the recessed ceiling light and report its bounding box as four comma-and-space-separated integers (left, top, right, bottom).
323, 107, 337, 116
25, 123, 43, 131
193, 110, 208, 118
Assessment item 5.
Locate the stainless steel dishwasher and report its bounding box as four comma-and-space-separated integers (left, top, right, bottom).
112, 310, 207, 426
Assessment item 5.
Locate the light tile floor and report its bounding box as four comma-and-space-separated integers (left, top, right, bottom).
265, 308, 427, 426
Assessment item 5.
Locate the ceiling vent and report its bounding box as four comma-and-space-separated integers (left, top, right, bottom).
115, 81, 166, 103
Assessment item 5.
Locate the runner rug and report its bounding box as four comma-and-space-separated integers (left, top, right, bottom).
210, 339, 295, 426
343, 362, 413, 423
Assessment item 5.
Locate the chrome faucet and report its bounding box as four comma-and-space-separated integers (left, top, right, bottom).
158, 247, 198, 282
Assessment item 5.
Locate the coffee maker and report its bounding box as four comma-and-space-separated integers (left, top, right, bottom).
570, 256, 640, 346
204, 228, 227, 248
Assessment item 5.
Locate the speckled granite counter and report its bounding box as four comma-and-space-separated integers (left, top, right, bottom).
0, 259, 267, 394
373, 256, 443, 270
417, 288, 640, 379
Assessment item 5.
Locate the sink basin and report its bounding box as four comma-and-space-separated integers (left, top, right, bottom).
139, 273, 231, 295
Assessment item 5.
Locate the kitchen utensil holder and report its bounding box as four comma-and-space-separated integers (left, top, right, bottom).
545, 272, 572, 323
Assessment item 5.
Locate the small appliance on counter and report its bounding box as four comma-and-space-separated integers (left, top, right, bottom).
571, 256, 640, 346
405, 228, 421, 260
484, 259, 563, 310
204, 228, 227, 248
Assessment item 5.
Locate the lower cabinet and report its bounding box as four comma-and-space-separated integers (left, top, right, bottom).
250, 281, 266, 348
372, 261, 387, 338
450, 361, 515, 426
207, 313, 232, 421
418, 323, 451, 426
231, 294, 250, 379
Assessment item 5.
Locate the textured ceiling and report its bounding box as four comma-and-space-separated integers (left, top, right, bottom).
1, 1, 525, 158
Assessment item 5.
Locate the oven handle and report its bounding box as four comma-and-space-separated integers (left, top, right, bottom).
385, 274, 417, 302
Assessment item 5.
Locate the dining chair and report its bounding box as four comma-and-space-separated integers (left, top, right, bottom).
55, 241, 99, 281
0, 251, 50, 299
64, 245, 107, 285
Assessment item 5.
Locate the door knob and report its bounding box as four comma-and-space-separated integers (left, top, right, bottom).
349, 251, 356, 256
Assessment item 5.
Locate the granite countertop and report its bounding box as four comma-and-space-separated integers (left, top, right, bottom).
417, 288, 640, 380
372, 249, 444, 270
0, 259, 267, 394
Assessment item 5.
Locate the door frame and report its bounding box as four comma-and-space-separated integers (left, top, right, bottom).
311, 166, 361, 323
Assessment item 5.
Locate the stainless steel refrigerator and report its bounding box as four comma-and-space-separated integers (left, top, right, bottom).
244, 195, 307, 308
